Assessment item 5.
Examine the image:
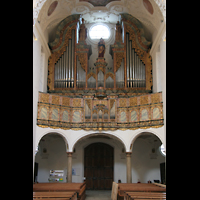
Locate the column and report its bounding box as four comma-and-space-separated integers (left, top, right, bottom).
126, 152, 132, 183
67, 152, 73, 183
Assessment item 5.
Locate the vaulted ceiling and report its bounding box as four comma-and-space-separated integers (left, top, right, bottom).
34, 0, 165, 43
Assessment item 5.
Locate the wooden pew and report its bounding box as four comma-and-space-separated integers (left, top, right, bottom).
117, 183, 166, 200
33, 183, 86, 200
33, 191, 77, 200
124, 192, 166, 200
111, 182, 118, 200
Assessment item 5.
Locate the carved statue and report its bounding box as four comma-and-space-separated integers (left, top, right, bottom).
79, 18, 87, 41
115, 21, 122, 42
98, 38, 105, 58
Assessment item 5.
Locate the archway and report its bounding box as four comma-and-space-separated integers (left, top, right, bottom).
84, 142, 114, 190
131, 132, 165, 184
35, 133, 68, 183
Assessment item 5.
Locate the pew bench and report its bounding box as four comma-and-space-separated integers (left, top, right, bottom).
33, 183, 86, 200
33, 191, 77, 200
117, 183, 166, 200
124, 192, 166, 200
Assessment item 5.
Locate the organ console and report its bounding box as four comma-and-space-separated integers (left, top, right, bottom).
47, 13, 152, 93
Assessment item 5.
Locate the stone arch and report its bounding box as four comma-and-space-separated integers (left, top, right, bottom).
71, 132, 127, 152
36, 130, 69, 153
129, 130, 165, 152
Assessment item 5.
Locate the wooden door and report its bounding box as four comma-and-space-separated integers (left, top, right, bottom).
84, 143, 114, 190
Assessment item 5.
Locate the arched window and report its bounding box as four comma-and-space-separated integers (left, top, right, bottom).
89, 24, 110, 39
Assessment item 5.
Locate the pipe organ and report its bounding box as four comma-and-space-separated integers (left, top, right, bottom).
48, 13, 152, 93
40, 13, 161, 132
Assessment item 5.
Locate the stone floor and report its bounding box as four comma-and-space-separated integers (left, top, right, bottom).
85, 190, 112, 200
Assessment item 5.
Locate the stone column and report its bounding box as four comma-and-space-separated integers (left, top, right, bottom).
126, 152, 132, 183
67, 152, 73, 183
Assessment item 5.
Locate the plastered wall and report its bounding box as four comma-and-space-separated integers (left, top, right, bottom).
35, 133, 165, 183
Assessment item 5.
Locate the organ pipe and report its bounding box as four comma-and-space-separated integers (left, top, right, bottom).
126, 33, 129, 88
125, 33, 146, 88
54, 30, 75, 88
68, 39, 71, 88
71, 29, 75, 87
129, 40, 132, 88
66, 45, 69, 88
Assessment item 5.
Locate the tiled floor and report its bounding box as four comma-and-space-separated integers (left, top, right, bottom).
85, 190, 112, 200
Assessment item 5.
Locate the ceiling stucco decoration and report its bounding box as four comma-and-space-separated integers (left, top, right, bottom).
33, 0, 166, 43
33, 0, 166, 22
80, 0, 121, 7
47, 1, 58, 16
143, 0, 153, 15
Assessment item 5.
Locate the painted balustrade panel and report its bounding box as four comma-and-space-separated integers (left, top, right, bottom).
37, 91, 163, 130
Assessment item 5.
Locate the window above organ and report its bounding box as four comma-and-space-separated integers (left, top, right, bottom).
47, 13, 152, 96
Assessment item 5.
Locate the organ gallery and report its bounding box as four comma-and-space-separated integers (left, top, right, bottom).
37, 13, 163, 131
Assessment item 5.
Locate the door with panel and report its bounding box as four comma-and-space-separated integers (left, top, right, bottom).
84, 142, 114, 190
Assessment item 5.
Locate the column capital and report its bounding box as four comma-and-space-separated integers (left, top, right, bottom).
67, 152, 73, 157
126, 152, 132, 156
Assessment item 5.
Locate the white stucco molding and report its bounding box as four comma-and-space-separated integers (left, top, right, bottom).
150, 21, 166, 56
70, 130, 128, 152
35, 126, 70, 153
33, 0, 166, 25
128, 126, 165, 152
35, 125, 165, 155
33, 20, 51, 57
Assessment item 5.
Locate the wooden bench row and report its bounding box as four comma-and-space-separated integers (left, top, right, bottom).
124, 192, 166, 200
111, 182, 166, 200
33, 191, 77, 200
33, 183, 86, 200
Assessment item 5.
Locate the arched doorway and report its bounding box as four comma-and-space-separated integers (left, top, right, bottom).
35, 133, 68, 183
131, 132, 166, 184
84, 142, 114, 190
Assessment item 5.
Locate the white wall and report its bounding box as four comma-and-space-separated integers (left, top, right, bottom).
131, 137, 165, 183
35, 135, 68, 183
33, 21, 51, 180
35, 134, 165, 183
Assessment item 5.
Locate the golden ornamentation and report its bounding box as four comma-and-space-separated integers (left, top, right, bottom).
126, 25, 146, 63
140, 95, 149, 105
52, 95, 60, 105
110, 99, 115, 109
54, 25, 76, 63
115, 52, 124, 72
87, 72, 96, 80
129, 97, 137, 106
77, 53, 87, 71
40, 93, 49, 103
119, 99, 127, 107
73, 99, 82, 107
85, 99, 92, 110
62, 97, 70, 106
151, 92, 161, 104
144, 49, 153, 91
37, 92, 164, 131
105, 72, 114, 80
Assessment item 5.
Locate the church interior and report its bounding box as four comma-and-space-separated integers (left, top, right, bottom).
33, 0, 166, 196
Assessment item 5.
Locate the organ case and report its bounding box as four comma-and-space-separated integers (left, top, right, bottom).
47, 13, 152, 92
